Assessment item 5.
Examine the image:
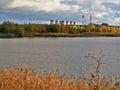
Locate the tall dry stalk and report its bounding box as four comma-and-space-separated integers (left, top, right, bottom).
85, 50, 104, 90
85, 50, 119, 90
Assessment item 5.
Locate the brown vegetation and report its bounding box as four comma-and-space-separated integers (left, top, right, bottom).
0, 65, 119, 90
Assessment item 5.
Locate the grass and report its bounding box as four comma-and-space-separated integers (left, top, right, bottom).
0, 33, 16, 38
0, 65, 119, 90
1, 32, 120, 38
34, 32, 120, 37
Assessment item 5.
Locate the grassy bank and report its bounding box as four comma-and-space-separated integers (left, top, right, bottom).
34, 32, 120, 37
1, 32, 120, 38
0, 66, 119, 90
0, 33, 16, 38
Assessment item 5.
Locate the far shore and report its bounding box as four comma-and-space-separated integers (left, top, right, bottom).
34, 32, 120, 37
1, 21, 120, 38
1, 32, 120, 38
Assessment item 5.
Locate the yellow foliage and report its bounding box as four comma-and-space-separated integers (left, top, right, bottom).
0, 66, 119, 90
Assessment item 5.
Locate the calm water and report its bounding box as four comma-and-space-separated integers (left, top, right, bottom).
0, 37, 120, 78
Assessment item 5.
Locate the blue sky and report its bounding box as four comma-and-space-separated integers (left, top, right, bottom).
0, 0, 120, 25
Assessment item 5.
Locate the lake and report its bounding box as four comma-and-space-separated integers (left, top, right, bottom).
0, 37, 120, 79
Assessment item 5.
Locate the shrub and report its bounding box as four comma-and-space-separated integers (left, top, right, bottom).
48, 24, 61, 32
68, 27, 79, 34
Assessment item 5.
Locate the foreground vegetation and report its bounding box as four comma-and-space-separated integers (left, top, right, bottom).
0, 21, 120, 38
0, 66, 119, 90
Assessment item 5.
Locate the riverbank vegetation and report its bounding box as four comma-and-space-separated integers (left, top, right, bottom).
0, 66, 119, 90
0, 21, 120, 38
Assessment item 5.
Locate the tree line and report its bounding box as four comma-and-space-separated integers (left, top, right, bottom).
0, 21, 120, 37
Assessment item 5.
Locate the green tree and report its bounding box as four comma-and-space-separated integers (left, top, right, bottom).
48, 24, 61, 32
14, 24, 24, 37
68, 26, 79, 34
24, 24, 33, 32
0, 21, 14, 33
101, 23, 109, 26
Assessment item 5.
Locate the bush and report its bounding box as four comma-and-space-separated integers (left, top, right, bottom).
14, 24, 24, 37
68, 27, 79, 34
48, 24, 61, 32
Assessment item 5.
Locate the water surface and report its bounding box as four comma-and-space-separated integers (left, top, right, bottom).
0, 37, 120, 78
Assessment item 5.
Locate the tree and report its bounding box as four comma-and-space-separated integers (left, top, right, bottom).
101, 23, 109, 26
99, 25, 107, 32
14, 24, 24, 37
79, 26, 86, 33
0, 21, 14, 33
24, 24, 33, 33
68, 26, 79, 34
48, 24, 61, 32
86, 24, 96, 32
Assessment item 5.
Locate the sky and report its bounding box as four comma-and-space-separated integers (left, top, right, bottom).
0, 0, 120, 25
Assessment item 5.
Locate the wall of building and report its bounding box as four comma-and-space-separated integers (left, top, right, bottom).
50, 20, 76, 25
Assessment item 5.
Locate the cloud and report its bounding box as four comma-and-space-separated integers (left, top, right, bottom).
108, 17, 120, 25
0, 0, 14, 9
0, 0, 119, 25
71, 5, 81, 12
94, 12, 108, 18
92, 0, 120, 4
5, 0, 71, 12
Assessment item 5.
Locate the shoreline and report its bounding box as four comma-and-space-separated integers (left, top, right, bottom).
1, 32, 120, 38
34, 32, 120, 37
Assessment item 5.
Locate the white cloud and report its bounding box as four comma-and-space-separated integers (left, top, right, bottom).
93, 0, 120, 4
91, 4, 107, 11
81, 9, 89, 13
6, 0, 71, 12
0, 0, 14, 9
108, 17, 120, 25
109, 18, 120, 23
71, 5, 81, 12
94, 12, 108, 18
0, 0, 119, 25
104, 0, 120, 4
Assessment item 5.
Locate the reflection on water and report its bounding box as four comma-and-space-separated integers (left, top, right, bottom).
0, 37, 120, 78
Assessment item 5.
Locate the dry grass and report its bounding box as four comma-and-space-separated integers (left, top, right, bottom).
0, 65, 119, 90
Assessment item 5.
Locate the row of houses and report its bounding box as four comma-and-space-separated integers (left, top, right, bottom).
50, 20, 77, 25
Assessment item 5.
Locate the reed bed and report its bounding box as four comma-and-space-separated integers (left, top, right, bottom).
0, 65, 119, 90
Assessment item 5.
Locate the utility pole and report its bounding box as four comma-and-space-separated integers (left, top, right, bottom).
82, 15, 85, 26
90, 15, 92, 24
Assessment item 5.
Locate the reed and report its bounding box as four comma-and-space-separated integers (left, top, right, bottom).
0, 65, 119, 90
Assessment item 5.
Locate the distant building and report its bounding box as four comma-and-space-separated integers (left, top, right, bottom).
73, 21, 76, 25
60, 21, 66, 25
70, 21, 73, 25
50, 20, 55, 24
66, 21, 70, 25
55, 20, 60, 24
50, 20, 76, 25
